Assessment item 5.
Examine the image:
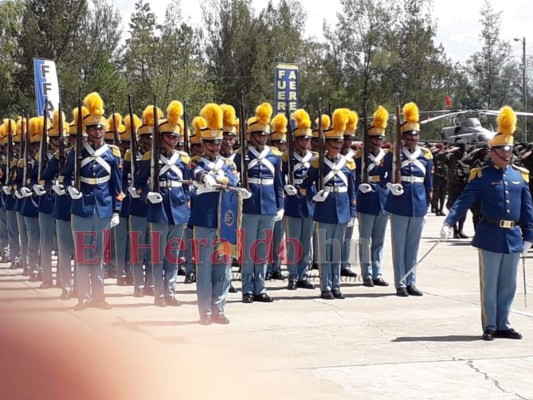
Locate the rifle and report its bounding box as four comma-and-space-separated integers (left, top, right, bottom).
285, 101, 294, 185
317, 99, 324, 190
183, 101, 189, 154
238, 100, 248, 190
58, 102, 65, 169
394, 96, 402, 184
112, 103, 120, 146
74, 88, 83, 191
38, 98, 48, 182
150, 96, 160, 192
22, 114, 29, 189
5, 116, 12, 187
361, 94, 370, 184
128, 95, 138, 183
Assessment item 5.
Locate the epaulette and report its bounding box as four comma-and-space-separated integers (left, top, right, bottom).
192, 155, 202, 162
346, 158, 356, 170
271, 147, 282, 156
225, 158, 237, 168
312, 151, 319, 158
124, 149, 131, 162
354, 149, 362, 159
282, 152, 289, 162
17, 160, 23, 168
53, 149, 60, 160
468, 167, 484, 182
421, 147, 433, 160
11, 159, 18, 168
178, 151, 190, 164
310, 159, 320, 168
512, 164, 530, 183
142, 151, 152, 161
110, 145, 121, 158
35, 153, 41, 162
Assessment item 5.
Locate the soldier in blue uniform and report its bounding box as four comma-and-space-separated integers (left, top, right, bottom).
128, 107, 155, 298
385, 102, 433, 297
36, 111, 64, 288
234, 102, 283, 303
442, 106, 533, 341
189, 104, 240, 324
62, 92, 123, 310
266, 113, 287, 281
282, 109, 316, 290
135, 100, 190, 307
356, 106, 392, 287
301, 109, 357, 300
0, 123, 9, 263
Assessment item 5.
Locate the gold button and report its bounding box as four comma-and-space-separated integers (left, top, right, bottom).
507, 210, 511, 213
506, 200, 510, 204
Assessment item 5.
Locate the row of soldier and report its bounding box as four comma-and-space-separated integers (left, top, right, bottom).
0, 93, 434, 325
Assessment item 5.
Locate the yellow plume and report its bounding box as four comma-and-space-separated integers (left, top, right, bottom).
200, 103, 223, 130
332, 108, 349, 132
29, 117, 39, 135
83, 92, 105, 117
346, 110, 359, 132
315, 115, 330, 130
372, 106, 389, 130
108, 113, 122, 132
72, 106, 89, 124
402, 102, 419, 123
255, 102, 273, 125
166, 100, 183, 126
294, 109, 311, 129
52, 110, 66, 132
3, 118, 16, 134
497, 106, 516, 135
192, 116, 207, 135
221, 104, 237, 126
142, 105, 163, 126
271, 113, 288, 134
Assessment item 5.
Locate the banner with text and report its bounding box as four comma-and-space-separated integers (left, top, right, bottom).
274, 64, 298, 118
33, 58, 60, 118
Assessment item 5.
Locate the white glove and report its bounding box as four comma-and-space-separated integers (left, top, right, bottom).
347, 218, 355, 227
358, 183, 373, 194
440, 223, 452, 240
2, 186, 11, 195
240, 188, 252, 199
522, 240, 533, 256
284, 184, 298, 196
275, 209, 285, 221
20, 187, 32, 197
386, 182, 404, 196
147, 192, 163, 204
51, 184, 66, 196
32, 184, 46, 196
67, 186, 82, 200
14, 190, 23, 199
312, 189, 329, 202
203, 174, 217, 189
128, 186, 140, 199
109, 213, 120, 228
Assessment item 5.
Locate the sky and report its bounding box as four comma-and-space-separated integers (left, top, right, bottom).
115, 0, 533, 63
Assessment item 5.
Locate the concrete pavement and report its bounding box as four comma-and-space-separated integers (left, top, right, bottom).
0, 213, 532, 399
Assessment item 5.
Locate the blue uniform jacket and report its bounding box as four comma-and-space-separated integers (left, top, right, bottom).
301, 154, 357, 225
188, 155, 239, 228
385, 146, 433, 217
282, 150, 316, 218
355, 149, 393, 216
62, 143, 123, 219
135, 150, 190, 225
5, 159, 18, 211
38, 152, 56, 214
445, 164, 533, 253
20, 157, 40, 218
233, 145, 284, 216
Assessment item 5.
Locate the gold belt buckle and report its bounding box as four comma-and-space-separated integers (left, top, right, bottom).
499, 220, 513, 228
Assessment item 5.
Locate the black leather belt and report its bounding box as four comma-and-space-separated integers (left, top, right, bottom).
481, 217, 519, 229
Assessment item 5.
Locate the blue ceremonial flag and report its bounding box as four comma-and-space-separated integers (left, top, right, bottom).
274, 64, 299, 119
33, 58, 60, 118
217, 189, 243, 250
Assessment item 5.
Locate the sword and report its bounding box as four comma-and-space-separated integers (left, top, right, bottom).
522, 254, 528, 308
400, 239, 442, 285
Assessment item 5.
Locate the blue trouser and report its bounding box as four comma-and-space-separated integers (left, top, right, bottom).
194, 226, 231, 317
341, 217, 356, 269
25, 216, 40, 274
17, 213, 28, 271
315, 221, 347, 292
72, 213, 110, 302
39, 212, 56, 283
114, 216, 130, 278
241, 213, 275, 295
478, 249, 520, 332
183, 226, 195, 275
358, 212, 388, 280
0, 207, 8, 255
129, 215, 153, 290
285, 215, 313, 282
150, 222, 185, 299
56, 219, 74, 289
390, 214, 425, 289
6, 210, 20, 262
267, 219, 284, 274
